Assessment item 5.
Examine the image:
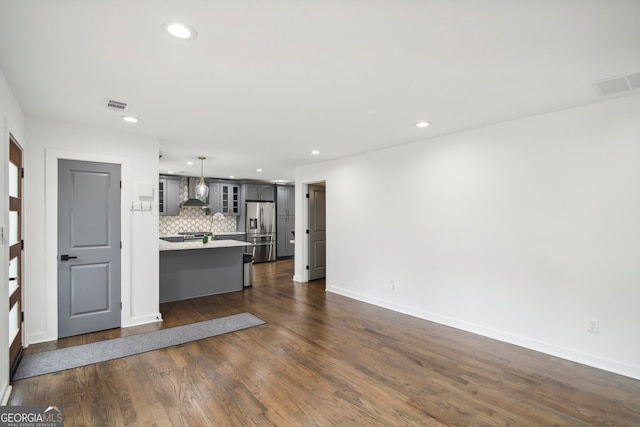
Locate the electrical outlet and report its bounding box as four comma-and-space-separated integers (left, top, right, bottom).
588, 319, 599, 334
390, 280, 396, 291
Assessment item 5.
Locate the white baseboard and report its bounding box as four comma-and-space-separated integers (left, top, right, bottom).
1, 384, 12, 405
327, 285, 640, 381
125, 313, 163, 328
26, 331, 56, 346
26, 313, 163, 345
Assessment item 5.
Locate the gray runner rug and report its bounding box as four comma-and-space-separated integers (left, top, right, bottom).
13, 312, 265, 380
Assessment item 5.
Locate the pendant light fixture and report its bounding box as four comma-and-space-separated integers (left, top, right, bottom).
195, 156, 209, 200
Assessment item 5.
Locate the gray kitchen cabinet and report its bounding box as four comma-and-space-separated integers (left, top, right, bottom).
221, 183, 240, 216
276, 185, 295, 216
276, 185, 295, 257
213, 233, 246, 242
159, 176, 180, 216
276, 215, 295, 257
209, 180, 240, 216
244, 183, 274, 201
208, 180, 221, 213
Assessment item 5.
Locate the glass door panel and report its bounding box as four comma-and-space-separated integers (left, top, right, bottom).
9, 303, 19, 344
9, 211, 19, 246
9, 256, 18, 295
9, 162, 19, 198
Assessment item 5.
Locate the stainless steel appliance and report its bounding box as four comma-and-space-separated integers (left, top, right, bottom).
246, 202, 276, 262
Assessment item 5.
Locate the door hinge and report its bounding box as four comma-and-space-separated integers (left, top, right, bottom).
120, 180, 122, 189
306, 265, 310, 270
21, 167, 24, 178
306, 229, 309, 234
306, 193, 309, 198
21, 239, 24, 250
120, 302, 122, 310
120, 241, 122, 249
21, 312, 24, 322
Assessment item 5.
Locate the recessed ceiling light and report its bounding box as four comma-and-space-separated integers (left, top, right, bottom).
311, 150, 320, 155
416, 121, 430, 128
256, 168, 263, 172
167, 170, 174, 174
122, 116, 139, 123
229, 175, 235, 179
186, 161, 194, 165
165, 22, 198, 40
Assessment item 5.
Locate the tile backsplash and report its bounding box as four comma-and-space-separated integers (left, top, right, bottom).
159, 177, 238, 235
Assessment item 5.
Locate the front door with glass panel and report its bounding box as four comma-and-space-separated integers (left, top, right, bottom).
9, 135, 23, 378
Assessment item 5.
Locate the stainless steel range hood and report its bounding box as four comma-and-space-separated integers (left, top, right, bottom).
181, 177, 209, 208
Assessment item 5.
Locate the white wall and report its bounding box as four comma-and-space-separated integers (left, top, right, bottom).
24, 118, 161, 345
0, 67, 26, 403
295, 94, 640, 379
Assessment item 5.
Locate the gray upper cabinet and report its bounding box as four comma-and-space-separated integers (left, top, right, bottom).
276, 185, 295, 257
159, 176, 180, 216
221, 183, 240, 216
276, 185, 295, 217
208, 180, 221, 213
244, 183, 275, 201
209, 180, 240, 216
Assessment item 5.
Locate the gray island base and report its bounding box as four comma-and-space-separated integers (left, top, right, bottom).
159, 239, 251, 303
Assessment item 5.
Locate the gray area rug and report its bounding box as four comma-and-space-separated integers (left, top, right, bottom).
13, 312, 265, 380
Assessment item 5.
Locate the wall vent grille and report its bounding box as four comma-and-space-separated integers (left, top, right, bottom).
105, 98, 128, 112
593, 72, 640, 96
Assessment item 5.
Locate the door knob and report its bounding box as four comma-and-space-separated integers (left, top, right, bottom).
60, 254, 78, 261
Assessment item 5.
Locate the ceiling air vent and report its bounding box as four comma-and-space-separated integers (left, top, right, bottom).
593, 72, 640, 96
105, 98, 128, 112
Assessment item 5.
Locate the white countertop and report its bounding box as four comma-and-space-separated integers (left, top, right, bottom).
159, 239, 251, 252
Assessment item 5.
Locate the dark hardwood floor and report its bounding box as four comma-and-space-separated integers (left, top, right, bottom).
9, 259, 640, 426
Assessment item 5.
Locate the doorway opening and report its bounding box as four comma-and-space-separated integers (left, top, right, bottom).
307, 182, 326, 281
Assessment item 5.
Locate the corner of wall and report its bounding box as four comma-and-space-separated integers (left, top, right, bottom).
1, 384, 12, 405
126, 313, 163, 328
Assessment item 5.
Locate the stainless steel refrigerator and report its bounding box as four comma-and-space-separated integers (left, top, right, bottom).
245, 201, 276, 262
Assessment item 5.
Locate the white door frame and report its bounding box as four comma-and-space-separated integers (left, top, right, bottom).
294, 180, 326, 284
44, 149, 131, 340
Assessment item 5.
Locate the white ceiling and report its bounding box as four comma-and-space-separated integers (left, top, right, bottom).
1, 1, 639, 181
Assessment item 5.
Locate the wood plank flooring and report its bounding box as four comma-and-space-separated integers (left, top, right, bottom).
9, 259, 640, 426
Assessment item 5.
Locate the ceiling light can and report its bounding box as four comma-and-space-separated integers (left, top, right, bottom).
164, 22, 198, 40
416, 121, 430, 128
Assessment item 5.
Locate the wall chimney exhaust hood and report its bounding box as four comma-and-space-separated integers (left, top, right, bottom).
181, 177, 209, 208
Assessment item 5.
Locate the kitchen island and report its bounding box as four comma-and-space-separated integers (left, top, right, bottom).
159, 238, 252, 303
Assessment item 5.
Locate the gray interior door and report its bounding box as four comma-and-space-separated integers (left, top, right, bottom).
308, 183, 326, 280
58, 159, 121, 338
